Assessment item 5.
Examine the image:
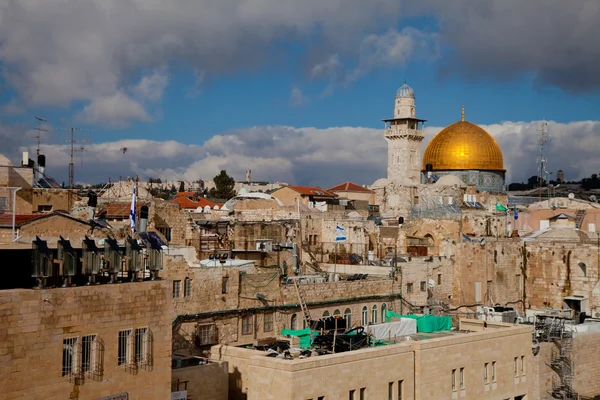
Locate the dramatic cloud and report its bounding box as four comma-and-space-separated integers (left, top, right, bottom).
0, 0, 404, 124
416, 0, 600, 91
3, 120, 597, 187
310, 28, 438, 92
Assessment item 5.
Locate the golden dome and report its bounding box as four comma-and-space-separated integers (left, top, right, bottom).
422, 117, 504, 172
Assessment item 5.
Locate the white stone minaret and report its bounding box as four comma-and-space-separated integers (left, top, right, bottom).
245, 168, 251, 182
384, 82, 425, 184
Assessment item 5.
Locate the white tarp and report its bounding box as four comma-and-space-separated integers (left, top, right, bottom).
367, 319, 417, 340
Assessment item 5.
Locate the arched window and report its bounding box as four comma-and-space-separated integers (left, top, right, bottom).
322, 311, 330, 318
290, 314, 298, 330
372, 305, 378, 324
333, 309, 341, 317
344, 308, 352, 327
381, 303, 387, 322
362, 306, 368, 326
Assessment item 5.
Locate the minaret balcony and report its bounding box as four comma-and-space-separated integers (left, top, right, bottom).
385, 128, 425, 140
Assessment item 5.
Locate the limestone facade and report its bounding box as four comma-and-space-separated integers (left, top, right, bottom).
0, 280, 172, 400
212, 320, 532, 400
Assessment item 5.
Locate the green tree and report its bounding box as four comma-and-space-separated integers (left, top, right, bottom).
209, 170, 236, 199
179, 181, 185, 192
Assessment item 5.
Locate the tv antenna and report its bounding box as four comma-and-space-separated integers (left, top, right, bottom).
59, 127, 92, 210
32, 116, 48, 159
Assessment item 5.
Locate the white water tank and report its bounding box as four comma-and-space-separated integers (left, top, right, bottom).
368, 251, 375, 262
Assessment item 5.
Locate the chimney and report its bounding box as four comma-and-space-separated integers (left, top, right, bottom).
139, 205, 149, 233
37, 154, 46, 176
22, 151, 29, 167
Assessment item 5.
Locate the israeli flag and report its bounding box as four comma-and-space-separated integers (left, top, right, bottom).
335, 225, 347, 242
513, 206, 518, 221
130, 186, 137, 233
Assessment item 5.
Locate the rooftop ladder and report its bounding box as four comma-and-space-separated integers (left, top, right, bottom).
292, 278, 312, 329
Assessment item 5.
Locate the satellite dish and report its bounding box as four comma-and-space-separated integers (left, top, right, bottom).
590, 195, 598, 203
427, 279, 435, 288
568, 193, 575, 199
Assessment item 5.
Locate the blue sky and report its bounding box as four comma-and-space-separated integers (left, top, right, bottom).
1, 0, 599, 185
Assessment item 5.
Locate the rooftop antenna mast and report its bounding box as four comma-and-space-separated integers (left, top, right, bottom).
59, 127, 90, 210
537, 121, 549, 204
33, 116, 48, 159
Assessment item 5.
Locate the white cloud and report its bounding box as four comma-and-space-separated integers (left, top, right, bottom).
310, 28, 439, 93
290, 86, 306, 106
132, 68, 169, 102
11, 120, 598, 188
76, 92, 150, 127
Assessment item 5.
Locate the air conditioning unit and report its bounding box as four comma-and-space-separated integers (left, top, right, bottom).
256, 239, 273, 252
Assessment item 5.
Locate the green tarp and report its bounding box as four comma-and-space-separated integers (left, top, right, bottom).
386, 311, 452, 333
281, 328, 312, 349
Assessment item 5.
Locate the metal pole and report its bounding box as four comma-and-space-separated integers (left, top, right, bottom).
12, 187, 21, 242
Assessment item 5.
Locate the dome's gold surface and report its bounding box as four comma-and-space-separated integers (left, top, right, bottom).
422, 120, 505, 171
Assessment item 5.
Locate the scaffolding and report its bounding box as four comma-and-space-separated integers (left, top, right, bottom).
409, 195, 462, 220
534, 315, 577, 400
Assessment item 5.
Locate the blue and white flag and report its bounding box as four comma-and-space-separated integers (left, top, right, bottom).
130, 185, 137, 233
513, 206, 518, 221
335, 225, 346, 242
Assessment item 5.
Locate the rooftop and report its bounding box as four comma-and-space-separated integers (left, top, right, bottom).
327, 182, 373, 193
287, 185, 337, 197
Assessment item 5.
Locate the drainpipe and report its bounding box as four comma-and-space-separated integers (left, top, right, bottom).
12, 187, 21, 242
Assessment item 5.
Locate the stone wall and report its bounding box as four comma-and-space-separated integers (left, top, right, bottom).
172, 359, 229, 400
0, 280, 172, 400
149, 199, 192, 245
455, 239, 600, 316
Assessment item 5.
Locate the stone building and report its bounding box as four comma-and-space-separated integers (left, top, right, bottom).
372, 83, 507, 221
421, 106, 506, 192
212, 319, 532, 400
0, 232, 173, 400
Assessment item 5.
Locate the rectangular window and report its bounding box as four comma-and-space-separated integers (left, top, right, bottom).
81, 335, 96, 373
242, 315, 253, 335
62, 337, 78, 376
157, 227, 172, 242
196, 324, 217, 346
184, 278, 192, 297
118, 329, 132, 366
484, 363, 488, 383
37, 204, 53, 212
264, 312, 274, 332
437, 273, 442, 285
389, 382, 393, 400
452, 369, 456, 390
222, 276, 229, 294
520, 355, 525, 375
460, 367, 464, 389
359, 387, 365, 400
349, 390, 355, 400
407, 283, 413, 293
398, 380, 403, 400
491, 361, 496, 381
420, 281, 426, 292
173, 280, 181, 298
514, 357, 518, 376
134, 327, 147, 364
